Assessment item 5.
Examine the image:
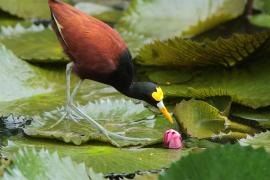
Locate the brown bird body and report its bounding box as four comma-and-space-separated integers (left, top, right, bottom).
47, 0, 173, 147
49, 0, 131, 89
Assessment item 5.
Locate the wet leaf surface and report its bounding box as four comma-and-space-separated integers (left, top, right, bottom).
160, 145, 270, 180
117, 0, 246, 55
3, 135, 188, 174
0, 29, 69, 63
2, 147, 104, 180
136, 31, 270, 67
239, 131, 270, 151
0, 0, 71, 20
160, 57, 270, 109
231, 105, 270, 128
174, 99, 257, 139
23, 99, 174, 146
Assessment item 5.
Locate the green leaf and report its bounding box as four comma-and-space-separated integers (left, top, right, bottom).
72, 0, 129, 9
75, 2, 114, 15
74, 2, 124, 23
239, 131, 270, 151
136, 31, 270, 67
204, 96, 232, 117
0, 44, 60, 102
159, 145, 270, 180
159, 56, 270, 109
0, 24, 45, 36
249, 14, 270, 28
174, 99, 257, 139
0, 29, 69, 63
2, 148, 104, 180
23, 99, 175, 146
117, 0, 246, 55
0, 0, 70, 20
3, 136, 189, 174
231, 105, 270, 128
254, 0, 270, 13
0, 11, 29, 28
147, 69, 193, 85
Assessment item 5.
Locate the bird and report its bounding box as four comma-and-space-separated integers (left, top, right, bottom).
48, 0, 173, 147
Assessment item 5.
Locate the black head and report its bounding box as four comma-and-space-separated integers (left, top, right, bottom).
125, 82, 174, 124
128, 82, 158, 106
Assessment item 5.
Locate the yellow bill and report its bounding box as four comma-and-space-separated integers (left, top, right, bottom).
157, 101, 174, 124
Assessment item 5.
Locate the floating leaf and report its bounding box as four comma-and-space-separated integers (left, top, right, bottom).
0, 24, 45, 37
231, 105, 270, 128
0, 11, 29, 28
0, 29, 69, 63
75, 2, 123, 23
136, 31, 270, 67
160, 56, 270, 109
249, 14, 270, 28
254, 0, 270, 13
0, 44, 57, 102
72, 0, 129, 9
239, 131, 270, 151
3, 136, 188, 174
249, 0, 270, 27
117, 0, 246, 55
174, 99, 226, 138
160, 145, 270, 180
24, 99, 175, 146
2, 148, 104, 180
75, 2, 114, 15
0, 0, 70, 20
147, 69, 193, 85
204, 96, 232, 117
174, 99, 257, 139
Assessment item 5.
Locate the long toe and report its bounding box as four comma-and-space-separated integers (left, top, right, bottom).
49, 112, 68, 129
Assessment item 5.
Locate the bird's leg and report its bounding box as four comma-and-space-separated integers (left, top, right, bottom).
50, 63, 152, 146
69, 104, 152, 147
50, 62, 82, 128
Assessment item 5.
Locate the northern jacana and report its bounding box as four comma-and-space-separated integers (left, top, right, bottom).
48, 0, 173, 147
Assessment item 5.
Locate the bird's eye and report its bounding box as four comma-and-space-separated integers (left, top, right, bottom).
152, 87, 164, 101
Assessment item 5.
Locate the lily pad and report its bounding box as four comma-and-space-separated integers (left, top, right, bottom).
231, 105, 270, 128
161, 56, 270, 109
0, 44, 58, 102
249, 0, 270, 28
254, 0, 270, 13
3, 136, 188, 174
160, 145, 270, 180
0, 28, 69, 63
147, 69, 193, 85
204, 96, 232, 117
0, 11, 29, 28
75, 2, 123, 23
239, 131, 270, 151
0, 0, 71, 20
117, 0, 246, 55
24, 99, 175, 146
174, 99, 257, 139
136, 31, 270, 67
249, 14, 270, 28
0, 24, 45, 37
2, 148, 104, 180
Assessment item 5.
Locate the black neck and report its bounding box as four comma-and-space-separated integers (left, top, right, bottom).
117, 81, 157, 106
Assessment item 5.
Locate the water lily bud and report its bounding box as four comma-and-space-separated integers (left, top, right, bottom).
163, 129, 183, 149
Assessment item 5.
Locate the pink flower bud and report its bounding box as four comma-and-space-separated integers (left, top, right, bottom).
163, 129, 183, 149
